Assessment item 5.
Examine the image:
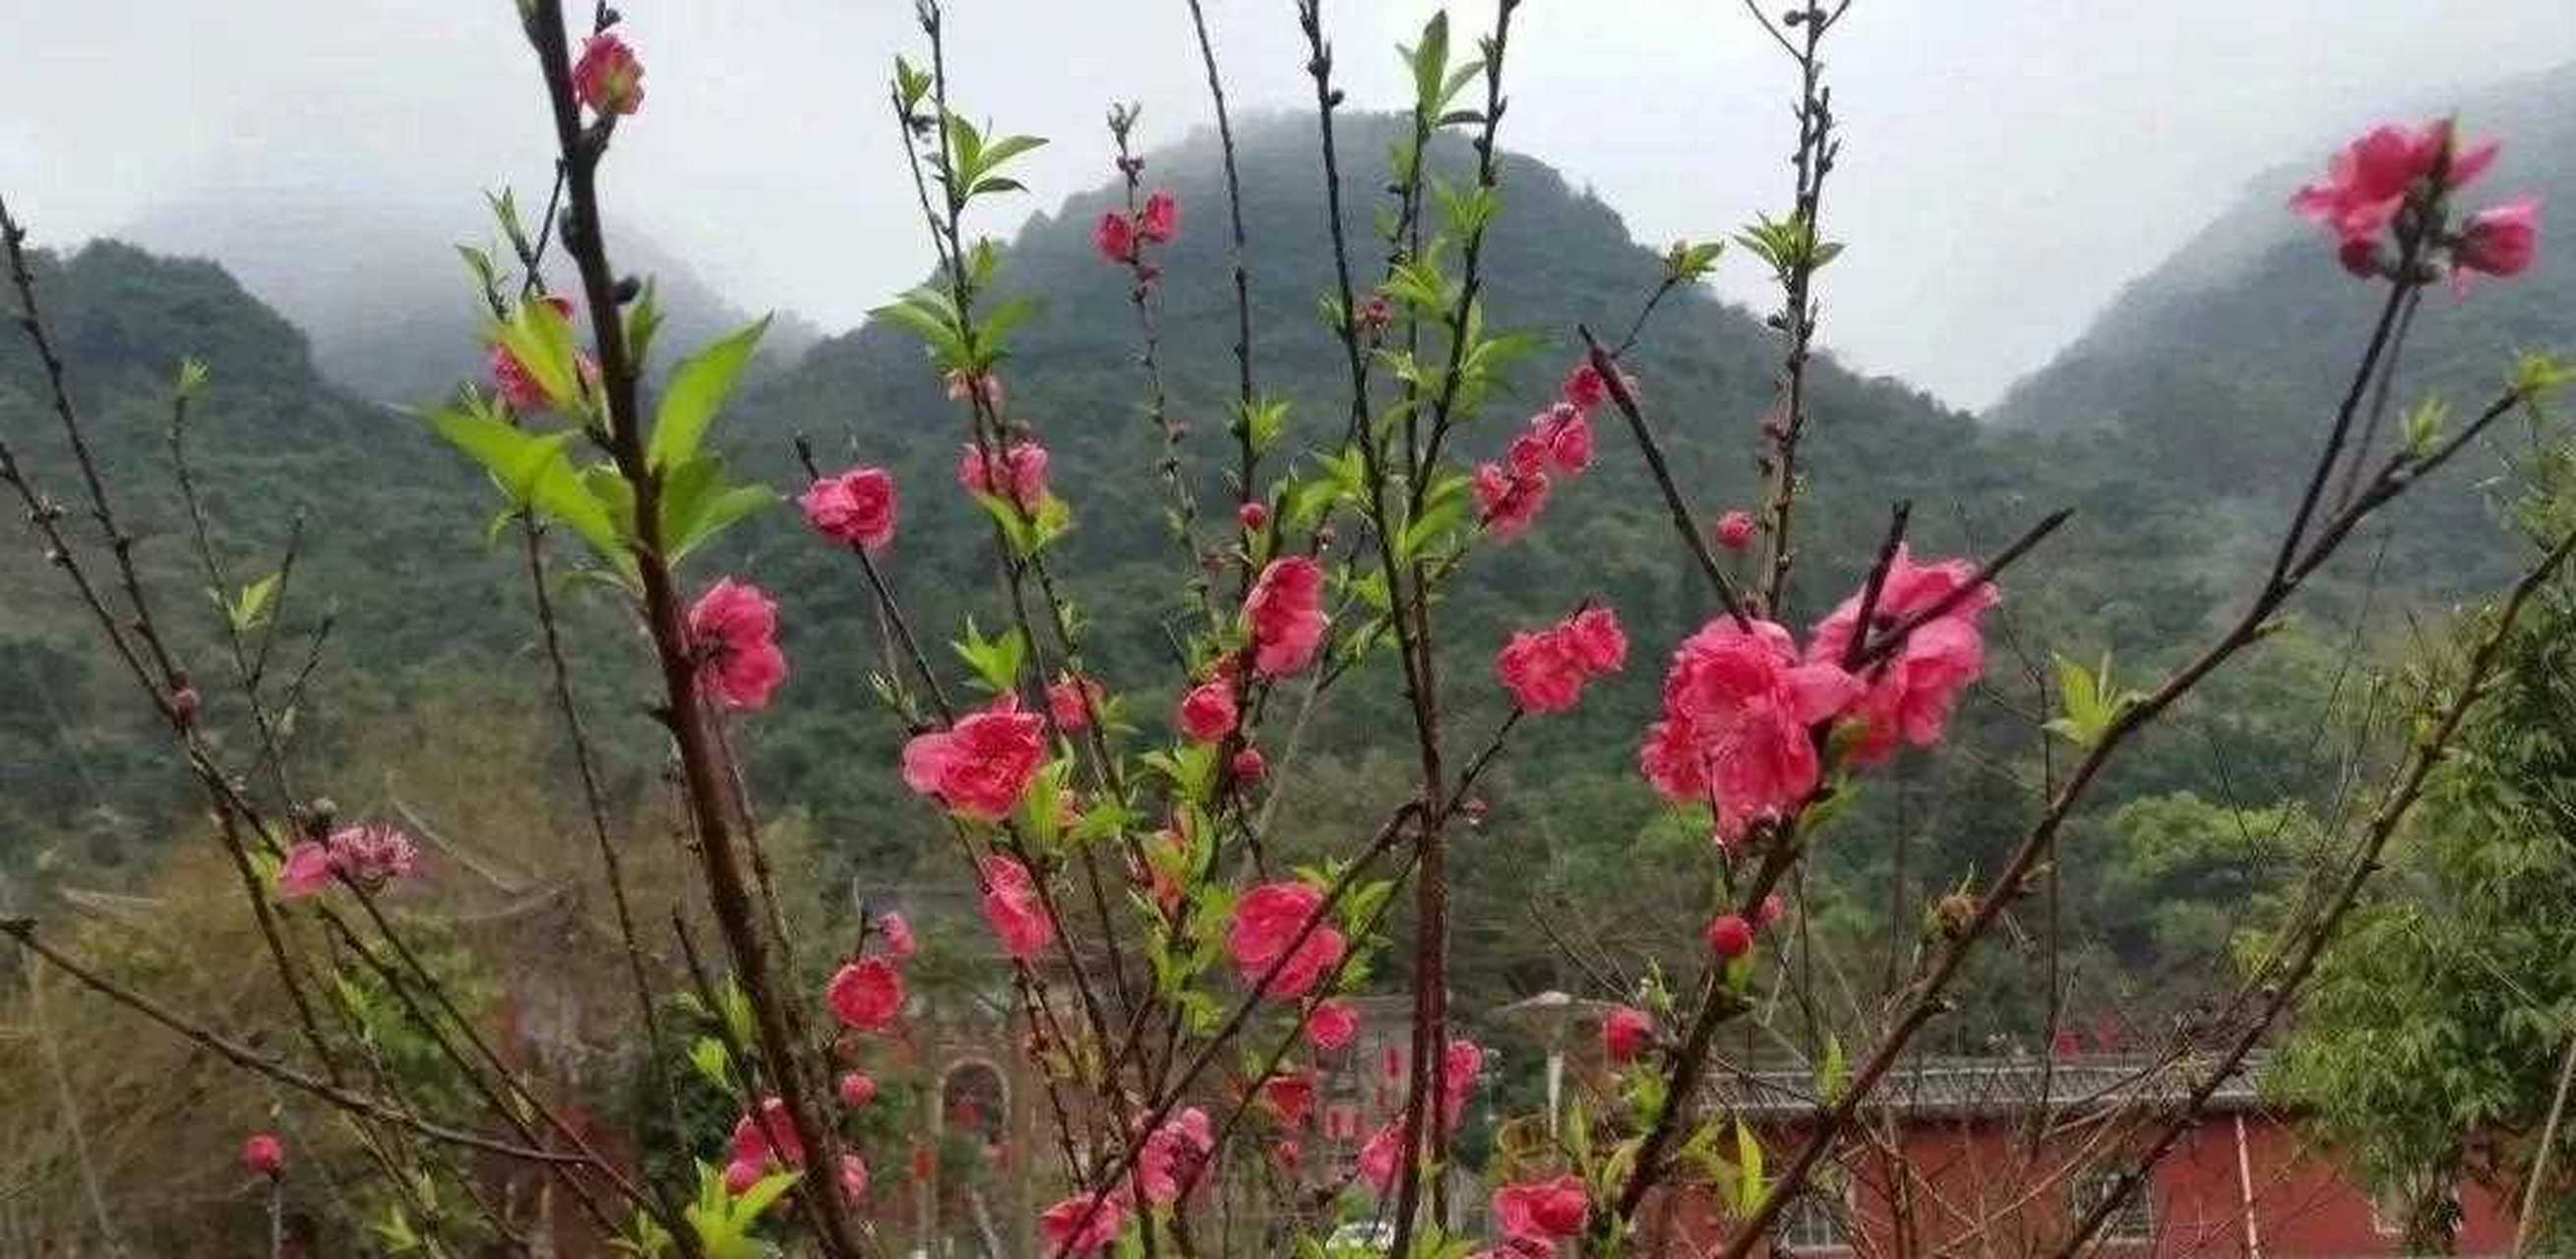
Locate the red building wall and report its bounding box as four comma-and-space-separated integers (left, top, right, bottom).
1652, 1112, 2515, 1257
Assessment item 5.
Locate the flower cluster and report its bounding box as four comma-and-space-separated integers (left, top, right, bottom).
1357, 1039, 1487, 1194
1490, 1175, 1588, 1249
1807, 545, 1997, 763
1641, 551, 1995, 841
1093, 190, 1180, 268
1495, 605, 1627, 713
2292, 118, 2542, 284
957, 440, 1051, 511
1474, 362, 1614, 541
1639, 617, 1862, 839
276, 824, 419, 899
1137, 1107, 1214, 1206
721, 1096, 803, 1192
1040, 1191, 1126, 1256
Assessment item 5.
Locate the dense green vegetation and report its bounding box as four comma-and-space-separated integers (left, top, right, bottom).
4, 103, 2561, 1064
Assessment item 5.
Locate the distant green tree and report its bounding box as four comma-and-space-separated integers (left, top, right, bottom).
2267, 553, 2576, 1251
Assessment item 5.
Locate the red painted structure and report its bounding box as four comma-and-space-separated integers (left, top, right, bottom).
1639, 1056, 2516, 1257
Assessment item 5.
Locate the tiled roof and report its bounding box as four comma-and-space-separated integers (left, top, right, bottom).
1704, 1054, 2265, 1121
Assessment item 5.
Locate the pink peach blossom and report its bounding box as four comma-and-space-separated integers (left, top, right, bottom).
1229, 881, 1344, 1000
1304, 998, 1359, 1050
800, 466, 898, 551
1807, 545, 1996, 763
2455, 196, 2543, 281
330, 824, 418, 890
276, 841, 337, 899
1177, 679, 1239, 743
1245, 557, 1329, 676
1441, 1038, 1485, 1130
1706, 913, 1753, 958
1039, 1191, 1125, 1255
956, 441, 1050, 510
1567, 605, 1627, 674
1139, 190, 1180, 243
241, 1132, 285, 1177
688, 578, 788, 710
1715, 510, 1757, 552
573, 33, 645, 116
1474, 461, 1550, 541
1358, 1124, 1404, 1195
1497, 628, 1588, 713
1493, 1175, 1589, 1241
1093, 210, 1138, 264
826, 956, 904, 1033
1561, 362, 1608, 411
1137, 1107, 1212, 1205
1642, 617, 1864, 839
1047, 674, 1103, 733
979, 855, 1055, 961
1259, 1072, 1316, 1126
1602, 1005, 1653, 1065
901, 697, 1047, 820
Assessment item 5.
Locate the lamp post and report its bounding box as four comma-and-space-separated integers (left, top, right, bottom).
1493, 990, 1610, 1140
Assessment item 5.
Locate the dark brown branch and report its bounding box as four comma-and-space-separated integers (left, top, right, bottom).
1580, 326, 1751, 628
517, 4, 863, 1251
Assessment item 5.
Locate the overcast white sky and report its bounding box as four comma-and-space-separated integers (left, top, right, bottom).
5, 2, 2571, 407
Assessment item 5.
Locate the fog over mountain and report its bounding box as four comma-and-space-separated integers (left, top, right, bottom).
120, 189, 821, 404
7, 1, 2572, 408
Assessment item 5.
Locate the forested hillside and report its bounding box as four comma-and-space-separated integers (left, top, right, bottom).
4, 108, 2530, 1043
1994, 63, 2576, 596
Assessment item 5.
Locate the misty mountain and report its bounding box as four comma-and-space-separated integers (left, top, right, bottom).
119, 189, 822, 404
2, 105, 2502, 1028
1991, 62, 2576, 593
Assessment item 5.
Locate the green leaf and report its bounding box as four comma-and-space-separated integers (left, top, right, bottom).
626, 278, 665, 373
2402, 394, 2450, 459
227, 572, 280, 633
489, 296, 583, 411
732, 1169, 802, 1223
649, 316, 771, 470
1818, 1033, 1849, 1104
687, 1037, 736, 1095
951, 619, 1028, 695
977, 134, 1048, 177
1735, 1118, 1765, 1217
430, 399, 575, 507
1408, 13, 1450, 116
659, 454, 776, 563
